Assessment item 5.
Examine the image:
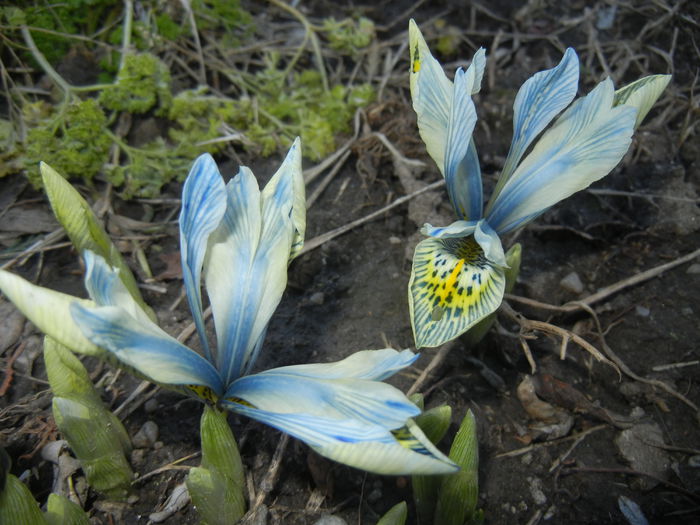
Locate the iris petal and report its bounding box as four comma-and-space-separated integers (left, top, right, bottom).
70, 303, 224, 395
205, 141, 301, 384
224, 369, 419, 429
261, 137, 306, 260
179, 154, 227, 361
614, 74, 671, 129
409, 236, 506, 348
486, 78, 636, 234
256, 348, 418, 382
489, 48, 579, 204
409, 19, 453, 175
222, 396, 456, 475
83, 251, 153, 325
0, 270, 100, 356
422, 220, 479, 239
409, 20, 486, 187
445, 67, 482, 220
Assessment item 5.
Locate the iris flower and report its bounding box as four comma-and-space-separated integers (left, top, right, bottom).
0, 139, 457, 475
407, 21, 670, 348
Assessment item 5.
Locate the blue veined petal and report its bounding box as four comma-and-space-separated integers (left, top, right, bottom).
422, 220, 479, 239
474, 220, 507, 268
488, 48, 579, 207
0, 270, 101, 356
444, 68, 482, 220
223, 368, 420, 429
222, 398, 457, 475
256, 349, 418, 382
486, 78, 637, 234
261, 137, 306, 260
409, 236, 506, 348
470, 48, 486, 95
204, 167, 262, 383
310, 419, 458, 475
83, 250, 153, 325
408, 19, 453, 175
205, 149, 297, 384
70, 303, 224, 395
179, 154, 227, 362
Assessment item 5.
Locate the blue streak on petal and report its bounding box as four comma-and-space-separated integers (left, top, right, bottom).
242, 349, 418, 382
444, 68, 482, 220
222, 396, 458, 474
179, 154, 226, 363
221, 400, 393, 447
71, 303, 224, 394
207, 168, 262, 381
488, 48, 579, 209
486, 78, 636, 234
83, 251, 152, 324
205, 155, 296, 384
224, 370, 420, 429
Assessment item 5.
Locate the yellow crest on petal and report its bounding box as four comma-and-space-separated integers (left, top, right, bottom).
409, 237, 506, 348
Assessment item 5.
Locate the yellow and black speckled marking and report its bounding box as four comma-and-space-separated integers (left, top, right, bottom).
412, 45, 421, 73
391, 425, 432, 457
187, 384, 219, 403
224, 396, 255, 408
410, 236, 506, 347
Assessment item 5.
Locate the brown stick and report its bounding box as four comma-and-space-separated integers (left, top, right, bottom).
505, 248, 700, 314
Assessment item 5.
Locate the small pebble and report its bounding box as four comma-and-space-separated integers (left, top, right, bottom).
132, 421, 159, 448
559, 271, 584, 294
153, 441, 164, 450
681, 307, 694, 316
309, 292, 325, 305
629, 406, 646, 419
635, 305, 651, 317
144, 399, 160, 413
130, 448, 145, 466
367, 488, 382, 503
527, 476, 547, 506
388, 236, 401, 245
686, 263, 700, 274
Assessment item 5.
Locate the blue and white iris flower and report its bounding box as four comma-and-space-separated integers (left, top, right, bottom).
0, 139, 457, 475
407, 20, 670, 348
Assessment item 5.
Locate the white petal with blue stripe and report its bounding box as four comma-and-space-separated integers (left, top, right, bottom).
179, 154, 227, 362
490, 48, 580, 203
486, 78, 637, 234
70, 303, 224, 394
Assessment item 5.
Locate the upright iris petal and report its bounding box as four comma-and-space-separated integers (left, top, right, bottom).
179, 154, 227, 362
408, 20, 669, 348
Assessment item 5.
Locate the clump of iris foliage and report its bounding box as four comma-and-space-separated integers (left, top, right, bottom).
0, 2, 375, 198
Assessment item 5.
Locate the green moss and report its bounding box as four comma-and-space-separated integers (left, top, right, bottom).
234, 66, 375, 161
99, 53, 172, 114
11, 1, 374, 197
168, 89, 237, 154
322, 17, 375, 54
24, 99, 111, 188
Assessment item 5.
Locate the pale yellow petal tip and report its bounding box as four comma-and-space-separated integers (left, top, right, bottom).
39, 161, 61, 181
408, 19, 427, 71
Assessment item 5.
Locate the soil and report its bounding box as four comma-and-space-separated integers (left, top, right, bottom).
1, 1, 699, 524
